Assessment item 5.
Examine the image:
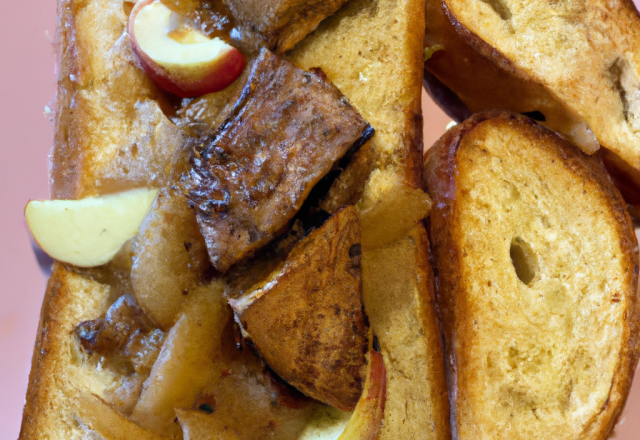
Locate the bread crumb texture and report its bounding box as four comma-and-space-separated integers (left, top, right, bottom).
20, 265, 119, 439
51, 0, 183, 199
444, 0, 640, 171
426, 112, 640, 440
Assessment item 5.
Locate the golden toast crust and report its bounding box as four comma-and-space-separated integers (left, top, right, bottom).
425, 111, 640, 440
51, 0, 184, 200
20, 264, 115, 439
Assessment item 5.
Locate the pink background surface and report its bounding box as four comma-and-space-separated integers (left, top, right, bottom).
0, 2, 638, 439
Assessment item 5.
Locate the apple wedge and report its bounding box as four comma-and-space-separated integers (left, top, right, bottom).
336, 351, 386, 440
355, 169, 432, 249
130, 282, 229, 437
129, 0, 246, 98
25, 188, 158, 268
131, 187, 211, 330
75, 392, 172, 440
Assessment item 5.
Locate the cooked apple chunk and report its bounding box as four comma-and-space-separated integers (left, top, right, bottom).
228, 206, 368, 411
187, 49, 373, 273
131, 282, 229, 436
75, 393, 172, 440
131, 187, 211, 330
25, 188, 158, 267
129, 0, 246, 98
176, 369, 314, 440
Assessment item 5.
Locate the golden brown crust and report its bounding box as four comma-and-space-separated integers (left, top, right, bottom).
289, 0, 451, 437
425, 111, 640, 440
234, 207, 368, 412
20, 264, 115, 439
426, 0, 640, 171
51, 0, 184, 199
423, 0, 586, 140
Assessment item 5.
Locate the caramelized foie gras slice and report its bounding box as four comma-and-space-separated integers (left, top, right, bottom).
227, 206, 368, 412
188, 49, 374, 273
222, 0, 350, 53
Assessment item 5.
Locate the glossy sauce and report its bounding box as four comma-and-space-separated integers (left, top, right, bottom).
161, 0, 237, 43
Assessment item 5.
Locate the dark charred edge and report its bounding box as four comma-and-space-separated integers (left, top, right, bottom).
406, 107, 427, 190
291, 123, 374, 230
423, 69, 472, 123
423, 214, 456, 439
347, 124, 375, 158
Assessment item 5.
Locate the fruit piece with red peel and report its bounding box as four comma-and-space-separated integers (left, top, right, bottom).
338, 350, 387, 440
297, 350, 387, 440
129, 0, 245, 98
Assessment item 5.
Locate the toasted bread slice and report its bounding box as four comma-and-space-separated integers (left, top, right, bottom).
289, 1, 450, 437
21, 0, 449, 437
424, 111, 640, 440
20, 264, 122, 438
423, 0, 640, 178
50, 0, 187, 199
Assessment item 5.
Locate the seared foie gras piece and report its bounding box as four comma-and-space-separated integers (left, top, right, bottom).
188, 49, 374, 273
223, 0, 350, 53
228, 206, 368, 412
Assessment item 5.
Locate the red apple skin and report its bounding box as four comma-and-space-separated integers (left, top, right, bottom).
129, 0, 246, 98
339, 350, 387, 440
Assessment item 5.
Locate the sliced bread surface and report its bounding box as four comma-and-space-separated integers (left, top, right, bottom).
20, 264, 122, 439
290, 0, 451, 437
424, 0, 640, 175
424, 111, 640, 440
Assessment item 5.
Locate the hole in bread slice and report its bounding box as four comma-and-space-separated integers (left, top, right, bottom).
509, 236, 538, 285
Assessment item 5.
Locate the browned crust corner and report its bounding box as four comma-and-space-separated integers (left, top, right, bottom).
20, 264, 72, 439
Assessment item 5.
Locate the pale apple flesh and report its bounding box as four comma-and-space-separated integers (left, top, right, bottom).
75, 392, 172, 440
25, 188, 158, 268
130, 282, 229, 437
129, 0, 246, 98
337, 350, 386, 440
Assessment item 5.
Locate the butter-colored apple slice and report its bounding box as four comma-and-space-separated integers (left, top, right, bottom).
25, 188, 158, 267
